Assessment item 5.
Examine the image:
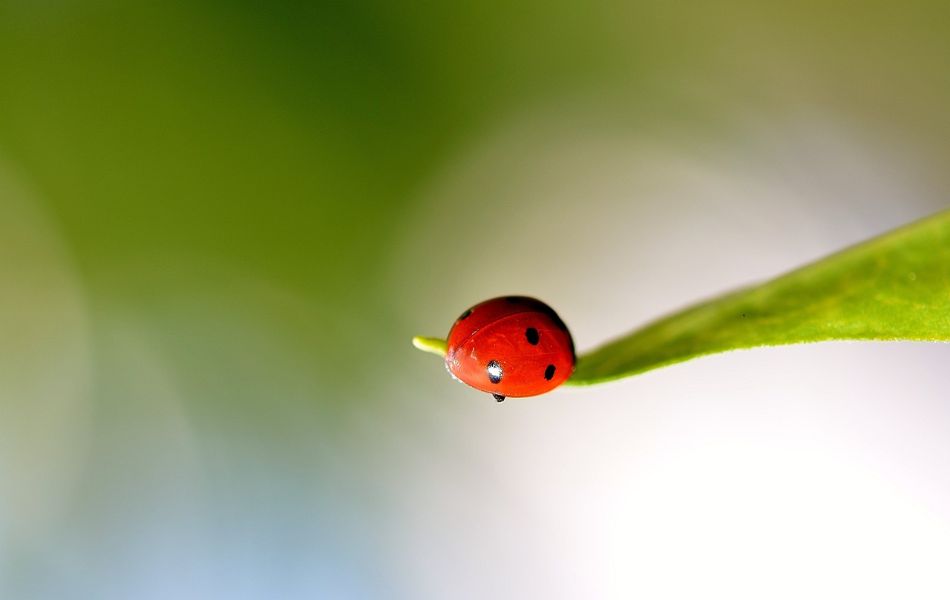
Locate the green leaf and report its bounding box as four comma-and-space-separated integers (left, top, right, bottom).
412, 210, 950, 387
569, 209, 950, 385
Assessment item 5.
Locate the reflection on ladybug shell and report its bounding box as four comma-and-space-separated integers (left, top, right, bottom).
445, 296, 575, 400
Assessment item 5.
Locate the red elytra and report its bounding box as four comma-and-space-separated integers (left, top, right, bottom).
445, 296, 575, 401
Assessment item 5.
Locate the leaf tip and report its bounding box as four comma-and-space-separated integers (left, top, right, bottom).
412, 336, 447, 357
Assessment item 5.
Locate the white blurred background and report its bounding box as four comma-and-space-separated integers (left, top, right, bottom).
388, 103, 950, 598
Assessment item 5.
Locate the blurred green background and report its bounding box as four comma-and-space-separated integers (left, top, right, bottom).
4, 1, 950, 598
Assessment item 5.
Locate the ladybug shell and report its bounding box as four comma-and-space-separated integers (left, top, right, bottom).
445, 296, 575, 398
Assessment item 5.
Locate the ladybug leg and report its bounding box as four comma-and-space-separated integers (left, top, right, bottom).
492, 393, 506, 402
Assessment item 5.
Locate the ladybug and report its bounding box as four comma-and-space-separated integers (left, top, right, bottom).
445, 296, 575, 402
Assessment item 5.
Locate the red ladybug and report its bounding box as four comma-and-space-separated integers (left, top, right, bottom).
445, 296, 575, 401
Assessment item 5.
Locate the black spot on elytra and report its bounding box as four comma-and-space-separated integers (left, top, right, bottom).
544, 364, 556, 380
487, 359, 503, 384
525, 327, 539, 345
505, 296, 523, 304
458, 309, 472, 321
